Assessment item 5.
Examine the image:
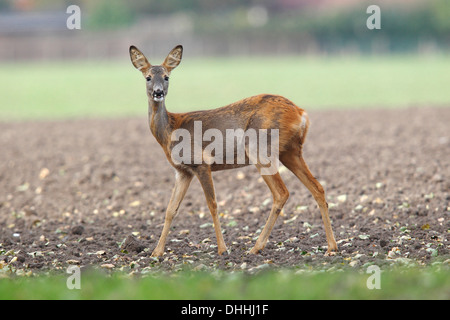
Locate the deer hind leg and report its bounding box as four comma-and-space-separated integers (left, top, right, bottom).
280, 149, 338, 253
152, 170, 193, 257
250, 167, 289, 254
194, 166, 228, 255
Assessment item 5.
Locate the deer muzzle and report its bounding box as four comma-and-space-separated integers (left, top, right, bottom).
152, 88, 165, 102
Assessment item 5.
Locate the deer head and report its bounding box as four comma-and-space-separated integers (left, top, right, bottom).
129, 45, 183, 102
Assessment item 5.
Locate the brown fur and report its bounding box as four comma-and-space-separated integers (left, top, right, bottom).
129, 45, 338, 257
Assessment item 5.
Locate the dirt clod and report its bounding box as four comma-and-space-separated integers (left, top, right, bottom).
71, 225, 85, 235
121, 235, 146, 253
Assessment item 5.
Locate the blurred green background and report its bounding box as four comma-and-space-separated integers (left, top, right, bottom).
0, 0, 449, 120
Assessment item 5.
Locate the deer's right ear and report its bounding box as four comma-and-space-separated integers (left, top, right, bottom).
129, 45, 151, 73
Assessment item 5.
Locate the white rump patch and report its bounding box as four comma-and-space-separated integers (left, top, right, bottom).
300, 113, 308, 134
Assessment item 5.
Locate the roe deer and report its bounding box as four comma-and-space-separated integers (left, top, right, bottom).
129, 45, 338, 257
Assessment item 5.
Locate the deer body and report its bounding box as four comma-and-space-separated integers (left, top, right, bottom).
130, 45, 338, 257
153, 94, 307, 172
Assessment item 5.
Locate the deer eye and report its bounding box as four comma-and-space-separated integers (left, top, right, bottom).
164, 76, 169, 81
146, 76, 152, 81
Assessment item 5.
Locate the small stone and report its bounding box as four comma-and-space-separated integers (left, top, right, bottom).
349, 260, 359, 267
236, 171, 245, 180
129, 200, 141, 207
39, 168, 50, 180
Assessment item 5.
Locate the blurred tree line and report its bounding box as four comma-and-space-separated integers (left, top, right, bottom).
1, 0, 448, 52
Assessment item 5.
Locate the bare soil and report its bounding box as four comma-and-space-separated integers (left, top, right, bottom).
0, 107, 449, 275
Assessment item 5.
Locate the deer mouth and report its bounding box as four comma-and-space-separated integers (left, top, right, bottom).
152, 91, 165, 102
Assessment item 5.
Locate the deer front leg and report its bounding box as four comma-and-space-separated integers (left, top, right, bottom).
194, 167, 228, 256
151, 170, 193, 257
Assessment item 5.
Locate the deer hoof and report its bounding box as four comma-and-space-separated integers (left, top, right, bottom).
248, 247, 262, 255
325, 245, 339, 256
151, 249, 164, 257
218, 246, 229, 256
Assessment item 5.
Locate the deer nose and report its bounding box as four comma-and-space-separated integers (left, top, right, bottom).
152, 87, 165, 101
153, 83, 164, 93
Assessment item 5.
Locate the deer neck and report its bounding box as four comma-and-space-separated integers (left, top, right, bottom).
148, 100, 171, 146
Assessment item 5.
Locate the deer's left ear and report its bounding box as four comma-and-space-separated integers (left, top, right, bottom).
129, 45, 151, 73
162, 45, 183, 73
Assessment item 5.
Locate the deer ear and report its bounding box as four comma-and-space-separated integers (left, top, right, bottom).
129, 45, 151, 73
162, 45, 183, 72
